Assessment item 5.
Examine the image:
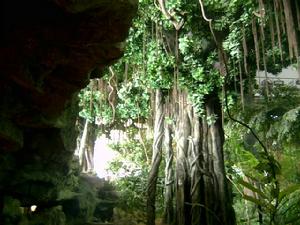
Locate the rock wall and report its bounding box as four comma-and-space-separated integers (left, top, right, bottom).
0, 0, 137, 223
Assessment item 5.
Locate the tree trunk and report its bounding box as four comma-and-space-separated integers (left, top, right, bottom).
202, 113, 214, 225
147, 89, 164, 225
85, 121, 97, 173
188, 108, 202, 225
282, 0, 299, 60
163, 105, 174, 225
79, 119, 89, 167
201, 93, 236, 225
175, 92, 191, 225
78, 119, 97, 173
161, 92, 235, 225
238, 60, 245, 111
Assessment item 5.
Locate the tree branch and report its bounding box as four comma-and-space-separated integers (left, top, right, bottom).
157, 0, 185, 30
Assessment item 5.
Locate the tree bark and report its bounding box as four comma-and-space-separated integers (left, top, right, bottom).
84, 121, 97, 173
175, 92, 191, 225
188, 108, 203, 225
282, 0, 299, 60
79, 119, 89, 167
238, 60, 245, 111
78, 119, 97, 173
147, 89, 164, 225
163, 104, 174, 225
200, 93, 236, 225
161, 91, 235, 225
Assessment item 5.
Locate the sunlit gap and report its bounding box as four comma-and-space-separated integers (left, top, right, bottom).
255, 66, 300, 90
93, 131, 120, 179
91, 128, 144, 180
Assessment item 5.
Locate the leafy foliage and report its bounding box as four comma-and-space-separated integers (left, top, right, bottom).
78, 84, 107, 123
225, 84, 300, 224
108, 140, 151, 210
117, 78, 150, 120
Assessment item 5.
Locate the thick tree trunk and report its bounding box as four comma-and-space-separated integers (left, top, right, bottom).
165, 92, 235, 225
175, 92, 191, 225
201, 114, 214, 225
147, 89, 164, 225
206, 96, 227, 224
188, 108, 202, 225
163, 110, 174, 225
200, 93, 235, 225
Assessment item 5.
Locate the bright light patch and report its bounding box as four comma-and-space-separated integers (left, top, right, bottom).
30, 205, 37, 212
94, 135, 118, 179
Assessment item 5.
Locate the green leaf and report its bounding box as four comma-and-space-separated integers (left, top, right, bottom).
243, 195, 275, 212
238, 178, 268, 199
278, 184, 300, 203
243, 195, 264, 206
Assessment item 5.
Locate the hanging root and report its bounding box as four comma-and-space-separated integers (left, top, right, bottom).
108, 66, 116, 124
252, 18, 260, 71
274, 0, 283, 62
197, 0, 270, 159
282, 0, 299, 60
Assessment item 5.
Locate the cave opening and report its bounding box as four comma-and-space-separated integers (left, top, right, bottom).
0, 0, 138, 224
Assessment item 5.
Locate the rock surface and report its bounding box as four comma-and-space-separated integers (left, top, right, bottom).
0, 0, 137, 223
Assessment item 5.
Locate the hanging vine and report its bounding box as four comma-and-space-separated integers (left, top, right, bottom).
282, 0, 299, 61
